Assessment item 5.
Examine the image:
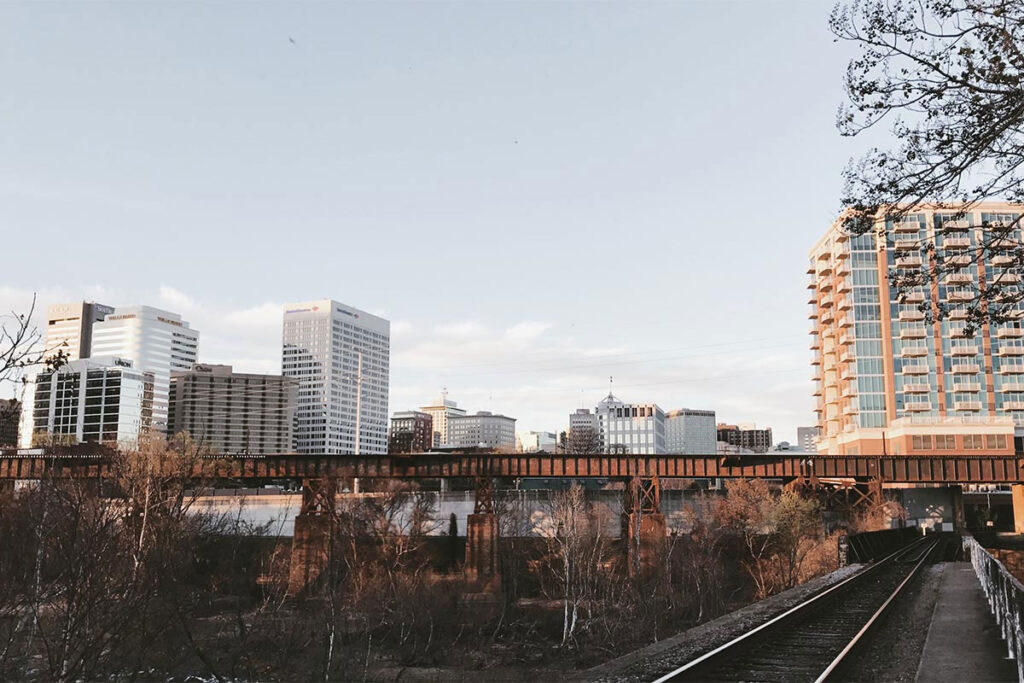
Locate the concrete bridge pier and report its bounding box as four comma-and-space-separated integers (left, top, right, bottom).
287, 477, 337, 596
465, 476, 500, 591
1012, 484, 1024, 534
623, 476, 666, 576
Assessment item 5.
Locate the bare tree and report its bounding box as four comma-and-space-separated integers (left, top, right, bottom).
833, 0, 1024, 330
566, 427, 602, 455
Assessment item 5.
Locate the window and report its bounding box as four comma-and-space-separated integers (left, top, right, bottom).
912, 435, 933, 450
964, 435, 985, 449
986, 434, 1008, 450
935, 434, 956, 449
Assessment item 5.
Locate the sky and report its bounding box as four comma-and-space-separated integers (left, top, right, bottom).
1, 1, 875, 444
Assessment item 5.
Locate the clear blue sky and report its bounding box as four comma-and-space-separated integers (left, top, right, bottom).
1, 1, 870, 443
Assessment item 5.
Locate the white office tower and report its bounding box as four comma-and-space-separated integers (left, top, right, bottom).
594, 392, 666, 455
419, 391, 467, 447
20, 357, 154, 448
44, 301, 114, 361
90, 306, 199, 434
665, 408, 717, 454
282, 300, 390, 454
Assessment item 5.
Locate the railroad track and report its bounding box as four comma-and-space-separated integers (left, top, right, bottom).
654, 533, 947, 683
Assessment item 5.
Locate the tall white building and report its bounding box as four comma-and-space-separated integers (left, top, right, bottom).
44, 301, 114, 361
595, 393, 666, 455
419, 392, 467, 447
282, 299, 390, 454
21, 356, 154, 448
665, 408, 717, 454
517, 430, 557, 453
90, 306, 199, 434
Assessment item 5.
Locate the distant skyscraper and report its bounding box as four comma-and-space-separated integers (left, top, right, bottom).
0, 399, 19, 447
448, 411, 517, 452
282, 300, 390, 454
168, 364, 297, 454
567, 408, 600, 453
21, 357, 154, 448
594, 393, 666, 455
419, 391, 467, 447
91, 306, 199, 434
44, 301, 114, 361
797, 426, 819, 454
665, 408, 717, 454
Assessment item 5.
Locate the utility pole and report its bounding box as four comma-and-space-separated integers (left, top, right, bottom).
354, 350, 363, 456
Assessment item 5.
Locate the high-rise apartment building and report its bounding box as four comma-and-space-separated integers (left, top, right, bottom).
168, 364, 297, 454
594, 393, 666, 455
665, 408, 716, 454
282, 300, 390, 454
21, 357, 154, 447
717, 423, 772, 454
810, 203, 1024, 455
44, 301, 114, 361
90, 306, 199, 434
419, 392, 467, 447
389, 411, 433, 453
448, 411, 517, 452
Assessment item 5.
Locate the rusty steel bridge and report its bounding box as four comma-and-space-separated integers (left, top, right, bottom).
0, 450, 1023, 484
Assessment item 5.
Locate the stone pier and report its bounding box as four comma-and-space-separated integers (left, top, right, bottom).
623, 476, 665, 575
465, 477, 500, 591
287, 477, 337, 596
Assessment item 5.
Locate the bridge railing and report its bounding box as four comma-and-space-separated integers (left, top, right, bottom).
963, 535, 1024, 682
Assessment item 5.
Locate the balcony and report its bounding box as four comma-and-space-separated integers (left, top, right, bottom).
904, 383, 931, 393
821, 309, 835, 324
949, 308, 970, 319
942, 219, 970, 232
900, 327, 928, 339
998, 328, 1024, 338
894, 239, 920, 251
1001, 383, 1024, 392
839, 316, 854, 328
1001, 364, 1024, 374
836, 261, 852, 276
947, 254, 973, 266
951, 363, 981, 374
837, 279, 852, 294
895, 218, 923, 233
905, 401, 932, 412
841, 384, 858, 398
810, 337, 821, 350
838, 297, 853, 310
896, 256, 924, 268
901, 346, 928, 356
990, 238, 1017, 250
904, 291, 927, 303
1004, 401, 1024, 410
992, 273, 1022, 286
898, 310, 926, 322
838, 333, 853, 346
834, 246, 851, 260
952, 382, 981, 392
999, 346, 1024, 356
993, 254, 1015, 267
950, 345, 978, 356
903, 364, 930, 375
817, 263, 834, 277
948, 290, 975, 302
943, 237, 972, 249
843, 404, 859, 415
954, 401, 983, 411
944, 273, 974, 285
820, 294, 834, 308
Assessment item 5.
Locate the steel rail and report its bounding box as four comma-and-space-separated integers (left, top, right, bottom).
813, 536, 939, 682
651, 535, 938, 683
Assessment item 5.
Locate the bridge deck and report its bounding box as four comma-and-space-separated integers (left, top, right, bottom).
0, 452, 1023, 483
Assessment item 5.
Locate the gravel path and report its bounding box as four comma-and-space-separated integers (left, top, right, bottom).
583, 564, 863, 682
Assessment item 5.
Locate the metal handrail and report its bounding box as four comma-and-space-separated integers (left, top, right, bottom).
963, 535, 1024, 682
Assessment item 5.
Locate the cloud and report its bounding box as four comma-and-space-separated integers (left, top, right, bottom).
225, 302, 282, 330
504, 321, 552, 341
157, 285, 198, 313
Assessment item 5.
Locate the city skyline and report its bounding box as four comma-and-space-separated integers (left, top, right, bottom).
1, 2, 863, 443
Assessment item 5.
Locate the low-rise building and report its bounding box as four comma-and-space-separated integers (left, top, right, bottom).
389, 411, 434, 453
717, 423, 773, 454
419, 391, 467, 447
168, 364, 297, 454
448, 411, 516, 452
517, 430, 557, 453
665, 408, 716, 454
